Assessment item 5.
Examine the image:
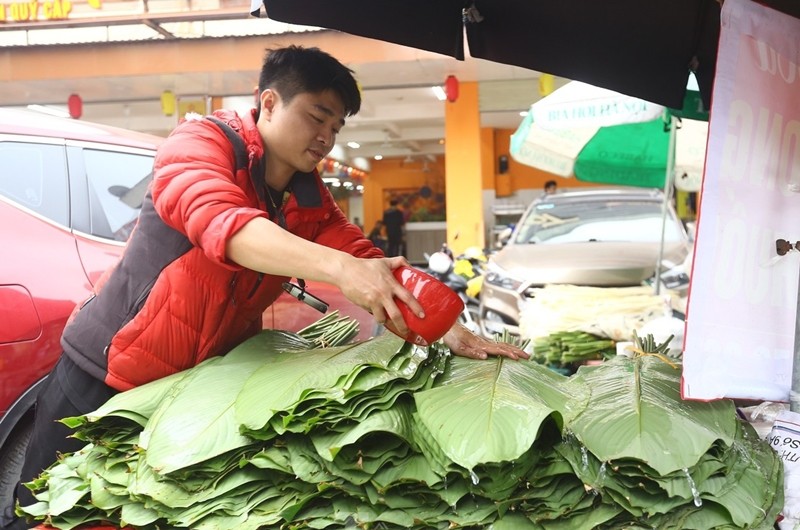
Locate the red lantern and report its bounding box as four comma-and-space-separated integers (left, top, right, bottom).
67, 93, 82, 119
444, 75, 459, 103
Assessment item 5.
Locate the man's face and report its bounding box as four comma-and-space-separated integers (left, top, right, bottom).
258, 88, 347, 176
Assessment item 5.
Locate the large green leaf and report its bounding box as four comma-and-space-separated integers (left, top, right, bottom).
137, 330, 314, 475
697, 420, 784, 528
130, 457, 267, 509
310, 399, 416, 461
140, 356, 260, 475
235, 333, 408, 434
566, 356, 738, 476
63, 368, 191, 444
264, 341, 437, 437
413, 357, 578, 471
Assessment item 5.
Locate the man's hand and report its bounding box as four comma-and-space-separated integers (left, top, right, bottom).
443, 323, 530, 360
227, 218, 422, 337
336, 256, 424, 338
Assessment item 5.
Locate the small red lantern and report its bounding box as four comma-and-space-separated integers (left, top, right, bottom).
444, 75, 459, 103
67, 93, 82, 119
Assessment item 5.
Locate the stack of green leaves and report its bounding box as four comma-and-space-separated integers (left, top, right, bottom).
546, 355, 784, 529
533, 330, 616, 367
19, 326, 783, 530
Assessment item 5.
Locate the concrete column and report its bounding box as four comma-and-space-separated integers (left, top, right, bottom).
444, 80, 484, 253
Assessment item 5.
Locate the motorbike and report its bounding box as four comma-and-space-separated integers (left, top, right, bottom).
423, 244, 484, 334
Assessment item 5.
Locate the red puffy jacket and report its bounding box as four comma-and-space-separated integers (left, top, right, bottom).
61, 109, 381, 391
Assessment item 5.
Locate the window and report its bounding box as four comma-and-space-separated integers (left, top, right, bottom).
515, 200, 684, 245
0, 141, 69, 226
83, 149, 154, 241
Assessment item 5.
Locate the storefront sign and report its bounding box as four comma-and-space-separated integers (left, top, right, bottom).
682, 0, 800, 400
0, 0, 99, 22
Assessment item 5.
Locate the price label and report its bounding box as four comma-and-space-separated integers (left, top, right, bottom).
767, 410, 800, 522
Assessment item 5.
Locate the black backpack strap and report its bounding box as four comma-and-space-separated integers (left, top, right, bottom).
205, 115, 268, 207
205, 115, 324, 211
205, 116, 248, 171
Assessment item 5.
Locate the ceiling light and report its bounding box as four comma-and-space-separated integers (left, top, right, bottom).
519, 110, 529, 117
346, 141, 360, 149
322, 177, 340, 186
431, 85, 447, 101
374, 155, 383, 161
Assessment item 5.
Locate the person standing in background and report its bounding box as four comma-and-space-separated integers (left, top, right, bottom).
382, 199, 406, 257
367, 219, 387, 253
543, 180, 558, 196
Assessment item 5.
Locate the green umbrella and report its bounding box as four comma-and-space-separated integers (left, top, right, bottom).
510, 80, 709, 191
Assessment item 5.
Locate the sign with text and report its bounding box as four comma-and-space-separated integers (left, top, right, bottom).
0, 0, 99, 22
0, 0, 71, 21
682, 0, 800, 401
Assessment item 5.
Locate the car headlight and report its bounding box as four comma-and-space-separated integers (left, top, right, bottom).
484, 266, 523, 291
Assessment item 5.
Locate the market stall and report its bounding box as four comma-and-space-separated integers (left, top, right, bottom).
14, 0, 800, 528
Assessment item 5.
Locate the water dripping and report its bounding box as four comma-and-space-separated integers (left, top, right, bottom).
597, 461, 607, 485
682, 468, 702, 507
470, 469, 480, 485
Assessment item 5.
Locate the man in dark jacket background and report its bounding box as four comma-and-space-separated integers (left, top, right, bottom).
382, 199, 406, 257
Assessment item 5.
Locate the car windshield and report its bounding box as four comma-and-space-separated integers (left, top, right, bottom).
512, 199, 684, 245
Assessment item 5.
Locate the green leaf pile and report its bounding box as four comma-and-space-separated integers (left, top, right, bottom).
19, 330, 783, 530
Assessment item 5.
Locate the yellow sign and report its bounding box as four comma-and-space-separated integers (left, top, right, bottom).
178, 99, 207, 117
0, 0, 101, 22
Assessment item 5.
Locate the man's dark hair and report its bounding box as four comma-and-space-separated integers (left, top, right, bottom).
545, 180, 557, 189
258, 46, 361, 117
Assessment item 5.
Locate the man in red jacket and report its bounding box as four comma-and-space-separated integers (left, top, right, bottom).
3, 45, 527, 530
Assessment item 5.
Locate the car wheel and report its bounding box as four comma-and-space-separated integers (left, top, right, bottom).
0, 413, 33, 516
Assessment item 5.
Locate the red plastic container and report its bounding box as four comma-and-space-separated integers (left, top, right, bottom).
384, 265, 464, 346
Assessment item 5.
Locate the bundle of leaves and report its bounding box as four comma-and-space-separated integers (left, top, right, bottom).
19, 329, 783, 530
532, 330, 616, 369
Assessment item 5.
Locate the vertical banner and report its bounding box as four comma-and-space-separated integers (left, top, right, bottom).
682, 0, 800, 401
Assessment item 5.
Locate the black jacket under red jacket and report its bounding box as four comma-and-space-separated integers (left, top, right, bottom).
61, 109, 381, 391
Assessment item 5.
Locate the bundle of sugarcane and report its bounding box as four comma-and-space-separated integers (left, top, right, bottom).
519, 284, 671, 342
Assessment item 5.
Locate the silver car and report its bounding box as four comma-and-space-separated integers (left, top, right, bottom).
479, 188, 691, 338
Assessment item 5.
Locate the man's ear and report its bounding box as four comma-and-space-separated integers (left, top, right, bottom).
260, 89, 278, 119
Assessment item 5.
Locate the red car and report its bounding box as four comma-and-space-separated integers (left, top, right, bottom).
0, 108, 373, 507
